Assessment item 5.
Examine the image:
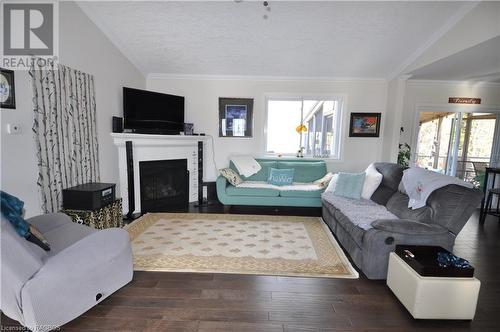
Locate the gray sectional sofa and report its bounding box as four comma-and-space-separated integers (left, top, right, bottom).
322, 163, 483, 279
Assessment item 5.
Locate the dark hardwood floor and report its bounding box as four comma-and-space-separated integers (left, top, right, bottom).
2, 205, 499, 332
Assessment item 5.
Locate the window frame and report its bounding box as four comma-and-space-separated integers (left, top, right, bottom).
263, 94, 344, 160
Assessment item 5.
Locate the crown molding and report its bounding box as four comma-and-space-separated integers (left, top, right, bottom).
387, 1, 479, 81
407, 79, 500, 88
147, 73, 387, 83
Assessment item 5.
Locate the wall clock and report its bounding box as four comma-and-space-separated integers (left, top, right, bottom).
0, 68, 16, 109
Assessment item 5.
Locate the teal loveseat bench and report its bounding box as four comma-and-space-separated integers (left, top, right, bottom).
216, 158, 328, 207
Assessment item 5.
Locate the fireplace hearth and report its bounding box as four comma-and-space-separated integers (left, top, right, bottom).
139, 159, 189, 212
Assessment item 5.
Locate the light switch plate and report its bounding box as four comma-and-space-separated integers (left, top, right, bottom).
7, 123, 21, 134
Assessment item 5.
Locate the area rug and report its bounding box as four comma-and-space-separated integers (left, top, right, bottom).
125, 213, 358, 278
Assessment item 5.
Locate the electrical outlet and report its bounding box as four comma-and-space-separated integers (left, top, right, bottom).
7, 123, 21, 135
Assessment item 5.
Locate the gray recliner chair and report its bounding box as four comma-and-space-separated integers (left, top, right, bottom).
322, 163, 484, 279
1, 213, 133, 331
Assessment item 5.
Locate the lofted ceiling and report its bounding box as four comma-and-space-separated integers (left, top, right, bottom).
408, 36, 500, 83
78, 1, 471, 78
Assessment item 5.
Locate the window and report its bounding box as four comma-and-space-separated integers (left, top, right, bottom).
265, 97, 342, 158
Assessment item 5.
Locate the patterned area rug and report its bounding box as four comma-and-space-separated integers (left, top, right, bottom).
125, 213, 358, 278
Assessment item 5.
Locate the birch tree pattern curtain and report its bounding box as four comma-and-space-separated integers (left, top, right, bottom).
30, 61, 100, 213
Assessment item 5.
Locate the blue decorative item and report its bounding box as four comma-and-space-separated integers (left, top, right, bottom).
437, 251, 471, 268
268, 168, 294, 186
333, 172, 366, 199
0, 191, 29, 237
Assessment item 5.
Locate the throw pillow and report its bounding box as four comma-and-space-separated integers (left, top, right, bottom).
333, 172, 366, 199
313, 172, 335, 188
219, 168, 243, 186
1, 190, 30, 237
268, 168, 294, 186
324, 173, 339, 193
0, 191, 51, 251
361, 163, 383, 200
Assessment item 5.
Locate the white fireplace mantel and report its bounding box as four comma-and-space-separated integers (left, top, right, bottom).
111, 133, 216, 215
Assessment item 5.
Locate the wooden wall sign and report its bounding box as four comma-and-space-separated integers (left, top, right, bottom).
448, 97, 481, 104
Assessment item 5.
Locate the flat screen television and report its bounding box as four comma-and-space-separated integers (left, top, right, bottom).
123, 87, 185, 134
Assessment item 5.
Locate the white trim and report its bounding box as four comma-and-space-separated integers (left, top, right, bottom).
147, 73, 387, 83
407, 80, 500, 88
77, 2, 148, 76
387, 2, 479, 81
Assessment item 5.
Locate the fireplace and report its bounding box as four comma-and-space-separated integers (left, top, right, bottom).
139, 159, 189, 212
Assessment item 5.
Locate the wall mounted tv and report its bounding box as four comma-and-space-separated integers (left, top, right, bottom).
123, 87, 185, 134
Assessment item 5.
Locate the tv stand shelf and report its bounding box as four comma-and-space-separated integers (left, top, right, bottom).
111, 133, 210, 141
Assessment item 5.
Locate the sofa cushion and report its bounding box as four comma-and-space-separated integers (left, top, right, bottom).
42, 221, 96, 256
322, 192, 397, 230
226, 185, 280, 197
386, 192, 432, 222
280, 188, 323, 198
334, 209, 366, 248
277, 161, 326, 182
371, 219, 449, 235
371, 163, 403, 205
231, 161, 277, 182
427, 184, 483, 235
234, 181, 323, 198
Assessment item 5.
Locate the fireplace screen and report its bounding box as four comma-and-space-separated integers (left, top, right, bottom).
139, 159, 189, 212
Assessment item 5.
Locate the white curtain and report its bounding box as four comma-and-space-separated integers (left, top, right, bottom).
30, 61, 100, 213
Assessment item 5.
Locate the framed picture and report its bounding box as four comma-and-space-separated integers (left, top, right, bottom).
219, 97, 253, 137
349, 112, 381, 137
0, 68, 16, 109
183, 123, 194, 135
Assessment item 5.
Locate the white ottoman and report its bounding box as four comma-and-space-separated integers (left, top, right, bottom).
387, 252, 480, 320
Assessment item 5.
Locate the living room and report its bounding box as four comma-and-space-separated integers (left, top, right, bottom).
1, 1, 500, 331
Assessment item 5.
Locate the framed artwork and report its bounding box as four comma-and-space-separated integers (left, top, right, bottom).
183, 123, 194, 135
349, 112, 381, 137
0, 68, 16, 109
219, 97, 253, 137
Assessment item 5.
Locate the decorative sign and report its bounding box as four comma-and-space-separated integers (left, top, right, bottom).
448, 97, 481, 104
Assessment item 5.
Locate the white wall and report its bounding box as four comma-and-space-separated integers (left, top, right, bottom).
0, 2, 145, 217
147, 75, 388, 176
400, 80, 500, 156
381, 77, 410, 162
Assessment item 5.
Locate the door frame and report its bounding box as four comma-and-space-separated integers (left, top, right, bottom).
411, 103, 500, 166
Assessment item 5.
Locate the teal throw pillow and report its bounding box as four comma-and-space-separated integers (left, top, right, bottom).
333, 172, 366, 199
268, 168, 294, 186
1, 190, 29, 237
0, 190, 51, 251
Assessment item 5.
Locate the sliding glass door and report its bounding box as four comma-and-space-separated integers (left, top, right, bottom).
415, 111, 497, 186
